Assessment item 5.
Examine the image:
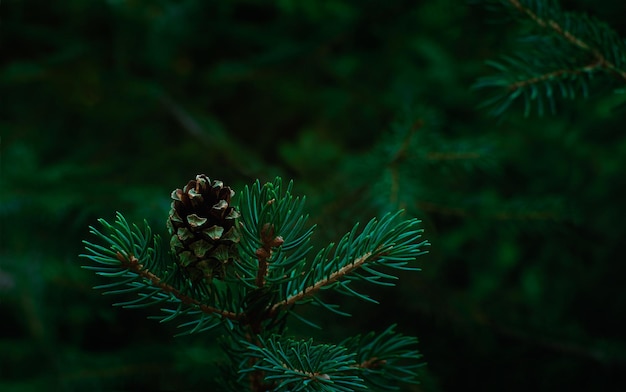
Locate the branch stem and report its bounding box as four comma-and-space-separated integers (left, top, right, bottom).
255, 250, 270, 288
255, 223, 284, 288
116, 252, 241, 321
270, 251, 373, 313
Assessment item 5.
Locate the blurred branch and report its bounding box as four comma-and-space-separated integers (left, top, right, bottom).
158, 93, 214, 146
157, 92, 263, 178
507, 0, 626, 82
389, 119, 422, 207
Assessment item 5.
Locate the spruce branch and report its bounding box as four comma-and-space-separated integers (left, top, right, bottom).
113, 250, 240, 321
240, 336, 367, 392
81, 213, 242, 333
237, 178, 315, 289
271, 250, 373, 313
273, 211, 428, 316
81, 177, 428, 391
336, 106, 496, 224
342, 324, 423, 388
475, 0, 626, 116
506, 0, 626, 81
254, 223, 285, 288
240, 325, 422, 391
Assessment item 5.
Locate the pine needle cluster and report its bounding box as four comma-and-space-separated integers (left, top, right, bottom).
81, 176, 429, 391
474, 0, 626, 116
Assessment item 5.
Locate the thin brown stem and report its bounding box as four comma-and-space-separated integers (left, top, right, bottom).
270, 251, 373, 314
507, 61, 601, 92
115, 252, 241, 321
358, 356, 386, 369
255, 249, 270, 288
254, 223, 284, 288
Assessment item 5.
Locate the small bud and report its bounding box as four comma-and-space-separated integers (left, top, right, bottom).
255, 248, 271, 259
270, 236, 284, 248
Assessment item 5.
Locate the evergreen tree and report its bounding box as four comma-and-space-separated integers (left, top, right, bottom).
81, 176, 428, 391
2, 0, 625, 391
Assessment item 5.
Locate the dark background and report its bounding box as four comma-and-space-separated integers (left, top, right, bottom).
2, 0, 626, 390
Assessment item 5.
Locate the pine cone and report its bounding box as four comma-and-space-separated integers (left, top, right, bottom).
167, 175, 240, 283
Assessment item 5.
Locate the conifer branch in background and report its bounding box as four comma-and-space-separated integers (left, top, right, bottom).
475, 0, 626, 116
507, 0, 626, 81
81, 175, 428, 391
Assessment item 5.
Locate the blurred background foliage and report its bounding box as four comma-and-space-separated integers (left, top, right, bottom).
2, 0, 626, 390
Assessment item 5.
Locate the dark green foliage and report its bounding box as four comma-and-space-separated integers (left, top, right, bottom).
341, 325, 422, 389
474, 0, 626, 116
241, 337, 366, 391
80, 178, 427, 390
82, 213, 234, 335
236, 178, 316, 289
3, 0, 626, 391
233, 325, 421, 391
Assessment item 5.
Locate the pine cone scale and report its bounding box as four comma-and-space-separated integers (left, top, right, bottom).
167, 174, 240, 283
